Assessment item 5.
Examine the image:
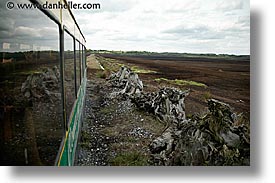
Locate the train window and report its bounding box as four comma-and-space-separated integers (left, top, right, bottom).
79, 42, 83, 82
75, 40, 80, 93
83, 46, 86, 68
85, 47, 87, 68
64, 31, 75, 124
0, 0, 63, 165
80, 44, 84, 78
82, 45, 86, 71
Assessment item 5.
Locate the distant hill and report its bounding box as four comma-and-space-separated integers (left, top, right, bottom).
87, 50, 250, 62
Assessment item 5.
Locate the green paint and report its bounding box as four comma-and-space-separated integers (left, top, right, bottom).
58, 72, 87, 166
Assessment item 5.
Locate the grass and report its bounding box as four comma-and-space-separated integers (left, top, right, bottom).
109, 151, 149, 166
1, 80, 15, 84
234, 113, 250, 127
203, 91, 212, 100
131, 66, 157, 74
96, 56, 123, 72
100, 104, 116, 114
155, 78, 207, 88
96, 70, 108, 79
96, 55, 157, 75
14, 70, 43, 76
79, 130, 92, 149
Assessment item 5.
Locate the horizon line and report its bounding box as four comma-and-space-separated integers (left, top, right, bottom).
88, 49, 250, 56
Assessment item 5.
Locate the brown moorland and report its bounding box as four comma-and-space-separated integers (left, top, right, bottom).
99, 54, 250, 120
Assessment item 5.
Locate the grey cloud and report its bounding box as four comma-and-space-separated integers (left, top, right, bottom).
73, 0, 136, 14
224, 27, 249, 33
152, 34, 180, 41
0, 0, 59, 52
70, 0, 249, 55
14, 26, 40, 38
0, 18, 15, 32
0, 31, 11, 39
100, 0, 136, 12
163, 25, 225, 40
165, 1, 201, 13
238, 16, 250, 27
215, 0, 244, 12
163, 25, 209, 35
109, 34, 147, 42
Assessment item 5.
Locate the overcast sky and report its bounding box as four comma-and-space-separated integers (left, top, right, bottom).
0, 0, 250, 54
72, 0, 250, 55
0, 0, 60, 52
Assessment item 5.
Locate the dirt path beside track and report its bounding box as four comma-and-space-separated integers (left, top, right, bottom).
75, 56, 164, 166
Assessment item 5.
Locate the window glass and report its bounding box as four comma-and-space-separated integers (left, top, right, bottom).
85, 47, 87, 68
0, 0, 62, 165
83, 46, 87, 68
80, 44, 84, 78
79, 42, 83, 82
64, 32, 75, 124
82, 45, 86, 72
75, 41, 80, 93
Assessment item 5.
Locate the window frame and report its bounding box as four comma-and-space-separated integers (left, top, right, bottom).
63, 27, 78, 130
25, 0, 87, 166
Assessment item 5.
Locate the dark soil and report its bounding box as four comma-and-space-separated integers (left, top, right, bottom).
99, 54, 250, 118
75, 54, 250, 166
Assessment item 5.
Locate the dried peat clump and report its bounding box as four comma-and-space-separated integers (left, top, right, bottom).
108, 66, 250, 166
132, 87, 189, 125
107, 66, 143, 96
21, 66, 60, 101
149, 99, 250, 166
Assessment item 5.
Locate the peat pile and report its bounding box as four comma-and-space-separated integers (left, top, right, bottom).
21, 66, 60, 102
108, 66, 143, 96
132, 88, 189, 125
108, 66, 250, 166
147, 99, 250, 166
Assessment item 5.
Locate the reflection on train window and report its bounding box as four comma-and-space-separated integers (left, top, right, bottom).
75, 41, 80, 93
80, 44, 84, 78
64, 32, 75, 124
85, 47, 87, 68
82, 45, 86, 74
79, 42, 83, 82
83, 46, 87, 69
0, 0, 62, 165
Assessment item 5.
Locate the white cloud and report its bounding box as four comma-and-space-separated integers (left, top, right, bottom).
215, 0, 244, 11
15, 26, 40, 37
0, 0, 60, 51
72, 0, 250, 54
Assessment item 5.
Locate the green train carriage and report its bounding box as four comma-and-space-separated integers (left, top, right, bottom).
0, 0, 87, 166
